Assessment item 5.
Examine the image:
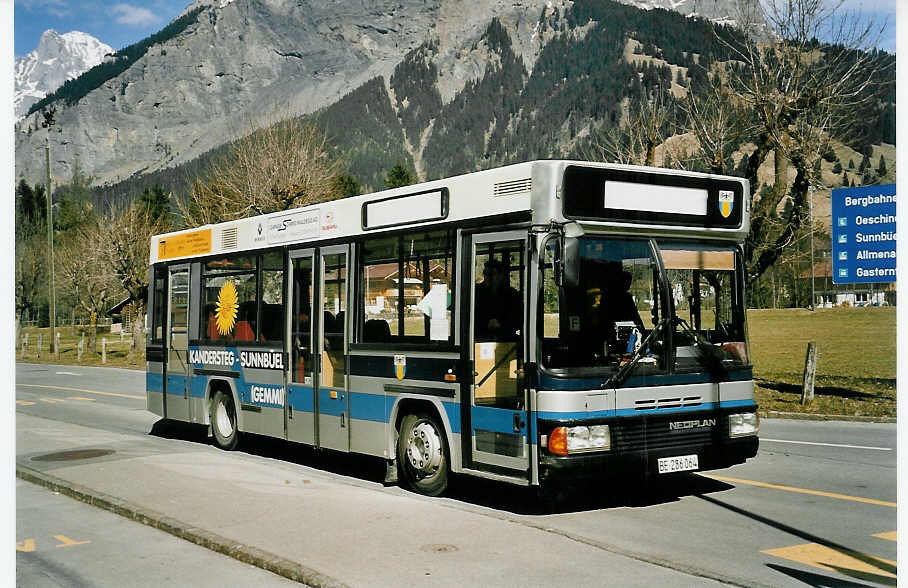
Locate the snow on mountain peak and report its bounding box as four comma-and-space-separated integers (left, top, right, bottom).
14, 30, 114, 119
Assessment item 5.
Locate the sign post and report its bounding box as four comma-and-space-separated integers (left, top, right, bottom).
831, 185, 896, 287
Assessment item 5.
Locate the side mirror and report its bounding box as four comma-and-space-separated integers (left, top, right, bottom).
563, 236, 580, 288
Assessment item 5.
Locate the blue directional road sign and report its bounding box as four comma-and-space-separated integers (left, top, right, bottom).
831, 184, 896, 284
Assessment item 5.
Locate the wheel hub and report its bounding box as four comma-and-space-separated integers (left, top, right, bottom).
215, 401, 234, 438
406, 421, 442, 476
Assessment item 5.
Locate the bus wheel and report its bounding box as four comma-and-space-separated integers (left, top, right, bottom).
397, 412, 449, 496
210, 390, 239, 451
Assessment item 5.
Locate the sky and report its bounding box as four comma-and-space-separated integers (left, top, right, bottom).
12, 0, 899, 57
14, 0, 194, 56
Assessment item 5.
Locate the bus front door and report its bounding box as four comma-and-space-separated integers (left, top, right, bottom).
165, 264, 190, 421
287, 250, 316, 445
464, 233, 531, 478
316, 247, 350, 452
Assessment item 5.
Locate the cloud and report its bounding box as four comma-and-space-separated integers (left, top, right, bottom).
18, 0, 70, 18
110, 3, 160, 26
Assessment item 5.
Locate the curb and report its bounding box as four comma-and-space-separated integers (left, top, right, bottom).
16, 464, 348, 588
761, 410, 896, 424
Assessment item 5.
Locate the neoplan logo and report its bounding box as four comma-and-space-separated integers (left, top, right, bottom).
669, 418, 716, 431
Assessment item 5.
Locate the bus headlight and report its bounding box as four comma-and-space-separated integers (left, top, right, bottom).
728, 412, 759, 438
548, 425, 611, 455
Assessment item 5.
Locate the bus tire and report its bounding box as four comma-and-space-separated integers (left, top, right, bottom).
397, 412, 449, 496
210, 389, 239, 451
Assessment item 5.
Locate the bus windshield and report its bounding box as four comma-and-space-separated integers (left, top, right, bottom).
540, 237, 749, 375
660, 242, 749, 371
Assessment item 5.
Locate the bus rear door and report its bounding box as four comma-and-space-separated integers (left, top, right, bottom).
165, 264, 190, 421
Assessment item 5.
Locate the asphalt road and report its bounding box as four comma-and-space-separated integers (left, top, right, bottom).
15, 363, 898, 587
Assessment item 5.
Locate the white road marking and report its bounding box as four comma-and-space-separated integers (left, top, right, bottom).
56, 371, 82, 376
762, 438, 892, 451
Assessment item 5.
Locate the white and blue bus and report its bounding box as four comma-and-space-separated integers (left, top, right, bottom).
146, 160, 758, 496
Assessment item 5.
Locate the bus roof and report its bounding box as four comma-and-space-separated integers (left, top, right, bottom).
150, 160, 749, 265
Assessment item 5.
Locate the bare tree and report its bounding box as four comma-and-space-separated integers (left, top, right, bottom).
682, 67, 747, 174
589, 90, 674, 167
719, 0, 890, 284
57, 218, 121, 353
177, 117, 343, 227
103, 202, 167, 355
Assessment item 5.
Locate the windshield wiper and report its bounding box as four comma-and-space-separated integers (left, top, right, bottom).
672, 315, 728, 381
602, 317, 668, 389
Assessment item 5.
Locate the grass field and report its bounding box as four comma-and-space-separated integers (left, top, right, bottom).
16, 307, 897, 418
748, 307, 896, 418
17, 325, 145, 369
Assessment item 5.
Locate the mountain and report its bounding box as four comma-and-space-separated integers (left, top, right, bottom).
14, 30, 114, 119
14, 0, 756, 187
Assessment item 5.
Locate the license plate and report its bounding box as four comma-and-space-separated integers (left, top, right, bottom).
657, 454, 699, 474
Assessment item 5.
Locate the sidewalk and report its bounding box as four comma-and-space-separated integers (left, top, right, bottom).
16, 413, 725, 588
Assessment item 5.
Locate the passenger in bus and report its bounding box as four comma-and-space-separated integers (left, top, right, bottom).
474, 258, 521, 340
598, 268, 645, 353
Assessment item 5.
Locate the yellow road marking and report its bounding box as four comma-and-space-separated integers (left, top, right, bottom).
40, 398, 64, 404
701, 474, 896, 508
67, 397, 96, 402
15, 400, 36, 406
762, 543, 896, 579
54, 535, 90, 548
874, 531, 897, 541
16, 539, 35, 552
18, 383, 144, 400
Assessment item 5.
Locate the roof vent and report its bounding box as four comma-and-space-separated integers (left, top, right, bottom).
493, 178, 532, 196
221, 226, 238, 250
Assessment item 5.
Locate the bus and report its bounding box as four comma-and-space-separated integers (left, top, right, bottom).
146, 160, 759, 497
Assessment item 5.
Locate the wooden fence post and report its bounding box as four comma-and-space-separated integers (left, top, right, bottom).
801, 342, 818, 405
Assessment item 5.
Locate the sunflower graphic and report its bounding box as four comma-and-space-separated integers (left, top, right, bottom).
215, 280, 239, 336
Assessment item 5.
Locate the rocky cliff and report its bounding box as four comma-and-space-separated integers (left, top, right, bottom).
15, 0, 755, 187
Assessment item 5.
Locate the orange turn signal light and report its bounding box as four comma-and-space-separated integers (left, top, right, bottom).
549, 427, 568, 456
444, 373, 457, 382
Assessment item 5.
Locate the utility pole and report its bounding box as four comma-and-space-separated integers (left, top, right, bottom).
42, 108, 57, 351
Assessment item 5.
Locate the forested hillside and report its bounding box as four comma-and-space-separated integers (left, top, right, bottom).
87, 0, 894, 218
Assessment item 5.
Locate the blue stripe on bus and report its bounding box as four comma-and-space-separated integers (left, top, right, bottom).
165, 374, 186, 395
189, 375, 207, 399
280, 389, 462, 434
719, 399, 757, 410
287, 385, 315, 412
318, 388, 346, 417
146, 372, 163, 393
471, 405, 525, 435
442, 402, 460, 434
350, 391, 389, 423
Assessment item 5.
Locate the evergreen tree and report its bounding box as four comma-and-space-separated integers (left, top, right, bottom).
848, 158, 854, 169
841, 172, 849, 186
332, 173, 362, 198
876, 155, 887, 177
16, 179, 46, 229
832, 162, 842, 174
385, 162, 416, 188
140, 184, 170, 223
